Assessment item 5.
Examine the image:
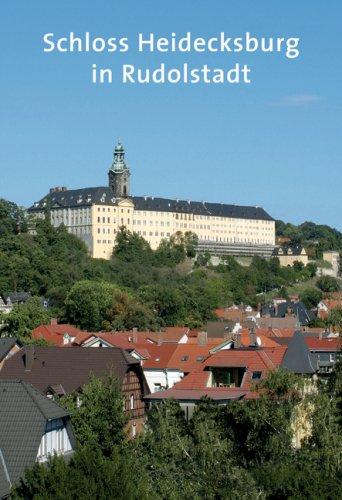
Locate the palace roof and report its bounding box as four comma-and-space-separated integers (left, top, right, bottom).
29, 187, 274, 221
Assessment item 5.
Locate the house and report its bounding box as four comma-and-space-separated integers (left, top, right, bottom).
305, 337, 341, 376
317, 251, 340, 278
273, 245, 308, 267
258, 316, 298, 330
146, 344, 287, 419
0, 299, 12, 315
82, 333, 220, 394
6, 292, 32, 306
317, 299, 342, 320
31, 320, 89, 346
0, 380, 76, 498
214, 305, 258, 322
276, 334, 340, 377
281, 331, 317, 375
0, 338, 22, 371
0, 346, 148, 436
32, 325, 190, 348
261, 301, 315, 326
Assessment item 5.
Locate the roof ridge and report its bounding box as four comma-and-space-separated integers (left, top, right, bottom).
258, 350, 275, 370
21, 381, 69, 420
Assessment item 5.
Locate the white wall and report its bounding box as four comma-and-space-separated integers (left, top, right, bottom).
144, 369, 183, 393
37, 418, 72, 462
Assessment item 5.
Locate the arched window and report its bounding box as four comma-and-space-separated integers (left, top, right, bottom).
130, 394, 134, 410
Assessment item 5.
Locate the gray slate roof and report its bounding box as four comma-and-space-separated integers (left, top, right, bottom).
281, 331, 317, 374
0, 338, 21, 362
273, 245, 305, 256
28, 187, 274, 221
0, 380, 70, 498
0, 346, 140, 395
261, 301, 315, 326
6, 292, 31, 304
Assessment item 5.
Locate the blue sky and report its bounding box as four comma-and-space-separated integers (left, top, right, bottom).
1, 1, 341, 229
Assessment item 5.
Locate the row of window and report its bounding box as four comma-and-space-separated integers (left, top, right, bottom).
97, 207, 131, 213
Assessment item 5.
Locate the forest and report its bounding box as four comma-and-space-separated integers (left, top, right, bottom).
0, 198, 341, 338
11, 365, 342, 499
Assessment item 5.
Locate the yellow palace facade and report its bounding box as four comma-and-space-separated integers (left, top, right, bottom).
28, 143, 275, 260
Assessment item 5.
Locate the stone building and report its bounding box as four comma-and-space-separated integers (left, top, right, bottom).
272, 245, 308, 267
28, 142, 276, 260
317, 251, 340, 278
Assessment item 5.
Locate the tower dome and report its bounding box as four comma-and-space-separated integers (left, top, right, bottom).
108, 141, 130, 197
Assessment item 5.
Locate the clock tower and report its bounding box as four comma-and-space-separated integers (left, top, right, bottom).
108, 142, 130, 198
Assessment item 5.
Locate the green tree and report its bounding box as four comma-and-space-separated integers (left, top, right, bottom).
61, 374, 128, 456
113, 227, 154, 265
0, 199, 27, 237
327, 307, 342, 332
300, 288, 323, 309
64, 281, 120, 330
223, 370, 303, 466
190, 398, 261, 499
13, 445, 153, 500
138, 284, 185, 325
1, 297, 51, 339
317, 275, 341, 292
137, 400, 194, 498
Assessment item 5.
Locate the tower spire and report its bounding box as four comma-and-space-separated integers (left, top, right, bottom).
108, 141, 130, 197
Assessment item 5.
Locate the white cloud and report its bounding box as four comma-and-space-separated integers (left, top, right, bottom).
268, 94, 322, 107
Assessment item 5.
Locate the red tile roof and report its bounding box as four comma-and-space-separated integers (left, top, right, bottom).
305, 337, 341, 351
32, 324, 87, 346
165, 343, 221, 372
141, 344, 179, 369
255, 327, 296, 338
320, 300, 342, 311
145, 387, 247, 401
203, 347, 286, 389
173, 370, 210, 389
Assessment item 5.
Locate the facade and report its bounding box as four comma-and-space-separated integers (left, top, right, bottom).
28, 143, 276, 259
0, 346, 148, 436
317, 251, 340, 278
261, 300, 315, 326
272, 245, 309, 267
0, 380, 75, 498
146, 344, 287, 420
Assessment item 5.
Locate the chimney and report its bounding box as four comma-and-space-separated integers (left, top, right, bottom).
223, 331, 231, 340
286, 306, 294, 317
232, 332, 242, 348
249, 328, 257, 347
319, 331, 323, 341
24, 346, 35, 372
157, 331, 164, 346
197, 331, 208, 346
132, 327, 138, 343
50, 318, 58, 325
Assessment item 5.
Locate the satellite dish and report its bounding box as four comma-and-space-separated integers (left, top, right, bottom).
256, 336, 262, 347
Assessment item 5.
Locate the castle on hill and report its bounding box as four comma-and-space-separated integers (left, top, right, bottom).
28, 143, 275, 259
